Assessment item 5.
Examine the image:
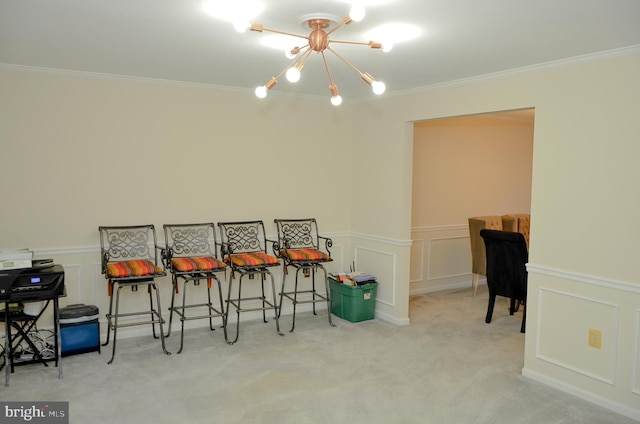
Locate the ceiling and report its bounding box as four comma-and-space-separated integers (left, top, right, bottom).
1, 0, 639, 101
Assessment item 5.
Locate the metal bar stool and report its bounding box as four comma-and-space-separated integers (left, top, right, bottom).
274, 218, 335, 332
163, 223, 228, 353
217, 220, 284, 345
99, 225, 170, 364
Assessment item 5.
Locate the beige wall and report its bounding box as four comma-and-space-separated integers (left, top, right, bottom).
1, 48, 640, 419
0, 69, 356, 334
0, 71, 354, 248
351, 51, 640, 419
410, 114, 534, 293
412, 114, 533, 226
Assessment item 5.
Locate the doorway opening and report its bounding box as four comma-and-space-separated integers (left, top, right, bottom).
409, 108, 535, 314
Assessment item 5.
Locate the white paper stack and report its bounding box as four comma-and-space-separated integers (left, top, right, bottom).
0, 248, 34, 270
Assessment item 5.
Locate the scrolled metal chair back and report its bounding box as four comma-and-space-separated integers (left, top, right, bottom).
99, 225, 158, 261
275, 218, 319, 250
164, 223, 217, 259
217, 221, 268, 255
98, 225, 161, 278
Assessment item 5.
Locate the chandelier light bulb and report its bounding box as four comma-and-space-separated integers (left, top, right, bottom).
234, 20, 251, 32
382, 43, 394, 53
255, 85, 268, 98
371, 80, 386, 95
349, 4, 365, 22
285, 49, 297, 59
331, 95, 343, 106
285, 67, 301, 83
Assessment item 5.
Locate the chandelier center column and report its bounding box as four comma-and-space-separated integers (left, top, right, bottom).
308, 19, 330, 52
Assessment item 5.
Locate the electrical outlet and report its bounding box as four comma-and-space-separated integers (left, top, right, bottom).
588, 328, 602, 349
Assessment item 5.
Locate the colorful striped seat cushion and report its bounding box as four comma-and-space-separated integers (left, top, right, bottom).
229, 252, 279, 267
172, 256, 226, 272
107, 260, 163, 278
281, 248, 330, 262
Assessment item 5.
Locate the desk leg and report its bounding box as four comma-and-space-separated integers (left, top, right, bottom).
54, 298, 62, 379
4, 304, 9, 387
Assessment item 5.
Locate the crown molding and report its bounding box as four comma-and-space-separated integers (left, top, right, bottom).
373, 44, 640, 100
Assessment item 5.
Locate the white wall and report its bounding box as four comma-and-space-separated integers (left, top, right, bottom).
2, 48, 640, 419
351, 50, 640, 419
0, 69, 355, 333
0, 70, 355, 248
410, 114, 534, 293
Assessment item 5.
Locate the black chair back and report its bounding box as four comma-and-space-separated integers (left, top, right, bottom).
480, 229, 528, 332
481, 229, 528, 299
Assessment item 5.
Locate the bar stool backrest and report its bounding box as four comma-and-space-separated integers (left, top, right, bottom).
163, 223, 219, 262
217, 221, 270, 257
274, 218, 321, 250
98, 225, 162, 277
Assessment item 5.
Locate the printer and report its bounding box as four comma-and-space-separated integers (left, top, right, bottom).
0, 262, 65, 302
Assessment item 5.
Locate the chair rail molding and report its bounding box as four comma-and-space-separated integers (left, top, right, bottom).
411, 224, 468, 233
32, 246, 98, 256
351, 231, 413, 247
527, 263, 640, 294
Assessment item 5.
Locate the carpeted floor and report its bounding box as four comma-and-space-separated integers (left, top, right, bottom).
1, 286, 636, 423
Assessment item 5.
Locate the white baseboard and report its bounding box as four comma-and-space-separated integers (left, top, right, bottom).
522, 367, 640, 422
410, 280, 486, 296
375, 309, 410, 326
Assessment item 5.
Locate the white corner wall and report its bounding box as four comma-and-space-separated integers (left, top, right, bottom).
351, 50, 640, 419
2, 48, 640, 419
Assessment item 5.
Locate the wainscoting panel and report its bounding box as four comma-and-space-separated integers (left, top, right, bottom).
410, 225, 471, 294
633, 309, 640, 395
92, 263, 103, 308
428, 236, 470, 280
537, 288, 618, 385
409, 238, 425, 282
524, 267, 640, 420
354, 246, 395, 307
59, 263, 82, 305
326, 244, 346, 275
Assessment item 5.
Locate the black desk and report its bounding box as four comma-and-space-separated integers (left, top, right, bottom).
0, 264, 65, 386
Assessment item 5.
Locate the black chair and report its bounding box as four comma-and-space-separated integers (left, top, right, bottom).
217, 220, 284, 344
163, 223, 228, 353
274, 218, 335, 331
99, 225, 170, 363
480, 229, 528, 333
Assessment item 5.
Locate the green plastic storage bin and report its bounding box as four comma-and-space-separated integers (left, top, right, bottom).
329, 278, 378, 322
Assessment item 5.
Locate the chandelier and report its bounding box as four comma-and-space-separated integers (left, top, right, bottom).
247, 7, 386, 105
